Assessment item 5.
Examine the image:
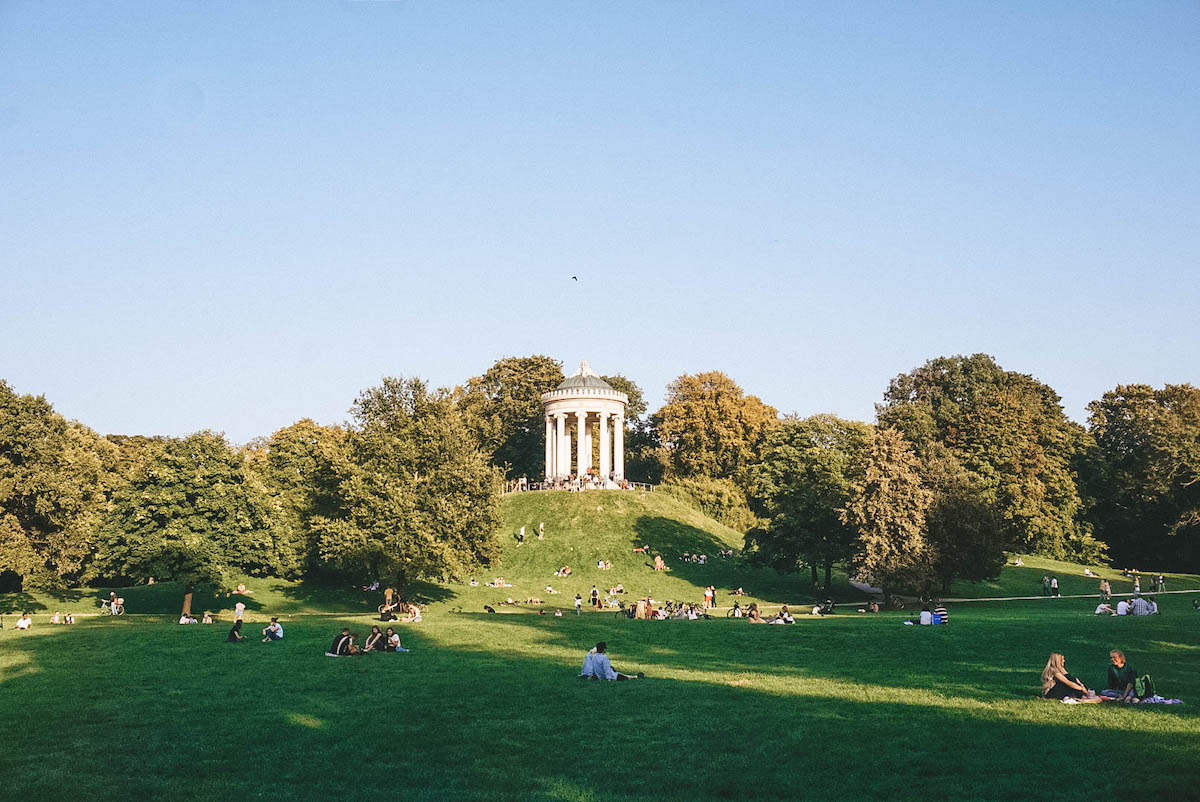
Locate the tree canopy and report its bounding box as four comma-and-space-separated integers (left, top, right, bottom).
458, 355, 564, 479
878, 354, 1097, 559
743, 415, 873, 590
652, 371, 778, 480
1085, 383, 1200, 570
311, 377, 502, 588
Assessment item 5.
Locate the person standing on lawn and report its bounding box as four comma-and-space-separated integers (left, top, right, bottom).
1050, 576, 1060, 597
1041, 576, 1051, 596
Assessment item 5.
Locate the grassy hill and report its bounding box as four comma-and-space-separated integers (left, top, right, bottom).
453, 489, 862, 612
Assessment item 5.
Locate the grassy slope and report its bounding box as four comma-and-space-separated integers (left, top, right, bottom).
950, 553, 1200, 599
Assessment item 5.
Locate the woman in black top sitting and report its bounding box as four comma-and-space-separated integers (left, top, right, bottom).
363, 626, 386, 652
1106, 650, 1137, 702
227, 620, 245, 642
1041, 653, 1098, 701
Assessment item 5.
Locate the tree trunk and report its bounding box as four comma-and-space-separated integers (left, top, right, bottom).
824, 563, 833, 593
809, 564, 819, 594
181, 591, 193, 617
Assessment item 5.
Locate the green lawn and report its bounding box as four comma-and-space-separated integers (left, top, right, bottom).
4, 491, 1200, 800
3, 592, 1199, 801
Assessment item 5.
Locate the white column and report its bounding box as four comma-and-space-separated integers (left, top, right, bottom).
598, 412, 611, 481
614, 414, 625, 479
575, 410, 588, 476
555, 414, 567, 478
544, 416, 553, 479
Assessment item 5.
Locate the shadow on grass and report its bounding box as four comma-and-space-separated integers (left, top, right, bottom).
1, 613, 1198, 801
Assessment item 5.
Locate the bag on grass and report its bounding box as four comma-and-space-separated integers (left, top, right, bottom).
1136, 674, 1155, 698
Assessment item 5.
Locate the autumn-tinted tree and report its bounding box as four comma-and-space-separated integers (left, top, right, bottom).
652, 371, 778, 480
0, 380, 118, 590
97, 431, 285, 613
1085, 384, 1200, 569
743, 415, 873, 592
458, 355, 564, 479
878, 354, 1098, 559
842, 428, 932, 602
311, 377, 501, 590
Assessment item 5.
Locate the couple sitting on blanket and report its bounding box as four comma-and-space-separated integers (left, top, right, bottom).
1041, 650, 1156, 703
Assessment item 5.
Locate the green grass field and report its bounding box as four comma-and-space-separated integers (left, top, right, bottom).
3, 490, 1199, 801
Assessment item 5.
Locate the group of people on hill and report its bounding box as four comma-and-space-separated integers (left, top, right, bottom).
1041, 649, 1176, 704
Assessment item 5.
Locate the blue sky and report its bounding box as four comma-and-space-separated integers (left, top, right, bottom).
2, 1, 1197, 443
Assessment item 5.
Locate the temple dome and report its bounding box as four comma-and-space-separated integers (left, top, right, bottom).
556, 361, 614, 392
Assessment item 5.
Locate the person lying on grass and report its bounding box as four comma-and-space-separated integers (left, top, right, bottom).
227, 620, 245, 642
1041, 653, 1101, 702
1104, 650, 1138, 702
580, 642, 643, 681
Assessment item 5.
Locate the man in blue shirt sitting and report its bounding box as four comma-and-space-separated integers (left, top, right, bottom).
580, 642, 642, 681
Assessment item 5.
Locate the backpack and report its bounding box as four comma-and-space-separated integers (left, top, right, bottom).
1135, 674, 1154, 698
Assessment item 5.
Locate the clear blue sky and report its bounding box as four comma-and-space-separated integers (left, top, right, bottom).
2, 1, 1197, 443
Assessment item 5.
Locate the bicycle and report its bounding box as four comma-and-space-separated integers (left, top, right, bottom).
99, 599, 125, 616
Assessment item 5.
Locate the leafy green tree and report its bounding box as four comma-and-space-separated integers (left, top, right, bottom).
599, 374, 665, 482
918, 444, 1008, 590
97, 431, 285, 613
458, 355, 564, 479
0, 380, 118, 590
878, 354, 1096, 559
743, 415, 873, 592
842, 428, 933, 602
244, 419, 346, 575
1085, 384, 1200, 569
652, 371, 778, 480
312, 377, 501, 590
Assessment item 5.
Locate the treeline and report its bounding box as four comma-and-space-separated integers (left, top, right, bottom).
2, 354, 1198, 601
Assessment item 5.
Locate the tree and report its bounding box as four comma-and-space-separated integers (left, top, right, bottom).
652, 371, 778, 480
918, 444, 1008, 590
743, 415, 873, 592
97, 431, 284, 614
457, 355, 564, 479
311, 377, 501, 590
877, 354, 1096, 559
599, 374, 665, 482
1085, 384, 1200, 569
0, 380, 118, 590
243, 419, 346, 576
842, 428, 932, 602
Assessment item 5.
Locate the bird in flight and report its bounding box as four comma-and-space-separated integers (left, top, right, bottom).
571, 276, 578, 281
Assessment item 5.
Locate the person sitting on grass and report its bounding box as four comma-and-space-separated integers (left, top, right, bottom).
1116, 598, 1130, 615
386, 627, 409, 652
64, 613, 75, 625
327, 628, 352, 656
652, 554, 669, 571
201, 611, 213, 624
364, 626, 386, 652
1129, 595, 1153, 616
918, 606, 932, 625
1041, 653, 1100, 702
1103, 649, 1138, 702
1095, 603, 1116, 615
16, 612, 32, 630
261, 617, 284, 642
402, 603, 422, 623
746, 603, 768, 624
227, 620, 245, 642
821, 599, 836, 616
580, 642, 643, 681
179, 614, 198, 625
